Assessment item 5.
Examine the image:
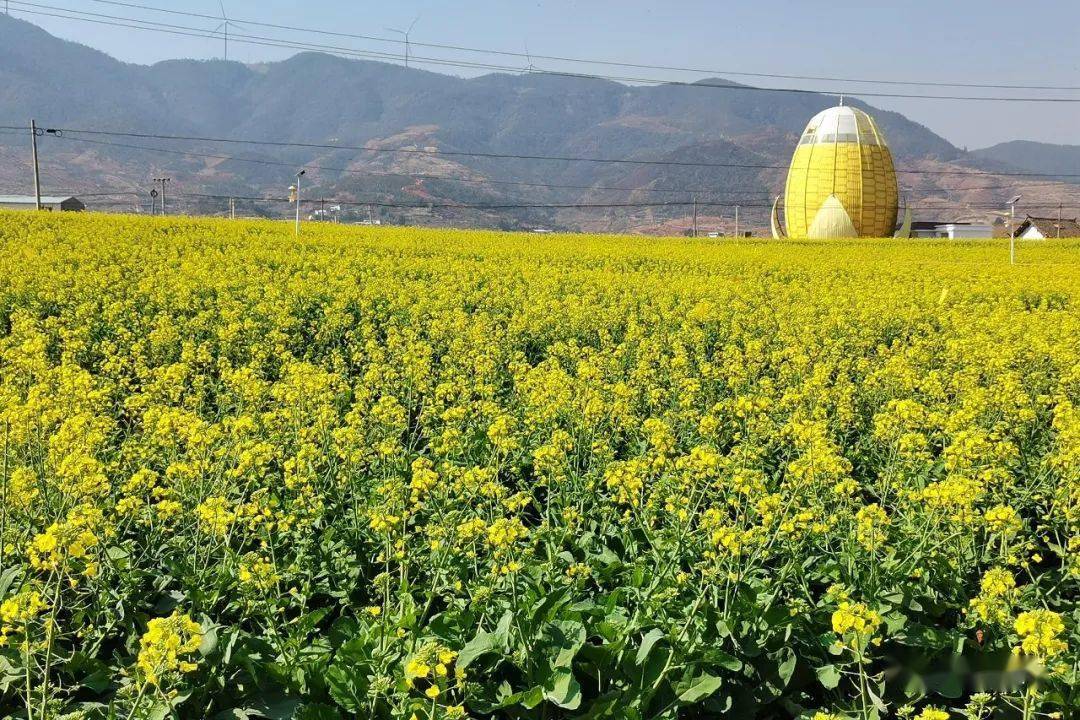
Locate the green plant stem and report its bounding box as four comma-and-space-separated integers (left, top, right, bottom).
39, 572, 63, 719
125, 681, 149, 720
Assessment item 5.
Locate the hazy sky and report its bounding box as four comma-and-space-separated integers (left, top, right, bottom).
11, 0, 1080, 149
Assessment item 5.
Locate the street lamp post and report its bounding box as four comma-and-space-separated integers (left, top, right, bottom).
289, 170, 306, 237
1008, 195, 1021, 265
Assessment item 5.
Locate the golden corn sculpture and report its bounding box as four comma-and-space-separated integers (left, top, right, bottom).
773, 102, 909, 239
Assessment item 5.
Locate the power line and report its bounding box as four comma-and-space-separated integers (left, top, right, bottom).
8, 123, 1077, 214
43, 133, 781, 197
36, 188, 1075, 212
69, 0, 1080, 93
15, 124, 1080, 180
36, 132, 1054, 200
6, 3, 523, 74
8, 2, 1080, 103
12, 184, 1080, 222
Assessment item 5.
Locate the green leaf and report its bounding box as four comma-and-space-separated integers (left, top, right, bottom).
635, 628, 665, 666
761, 647, 797, 697
295, 608, 330, 637
678, 673, 723, 703
703, 648, 742, 672
296, 706, 341, 720
543, 620, 586, 669
494, 610, 514, 644
576, 693, 627, 719
0, 656, 22, 694
458, 629, 498, 669
531, 585, 570, 625
543, 667, 582, 709
198, 622, 219, 657
65, 652, 111, 694
325, 666, 366, 713
0, 567, 20, 598
867, 683, 889, 713
776, 647, 797, 687
640, 645, 672, 689
885, 612, 908, 634
520, 685, 545, 709
816, 664, 842, 689
256, 698, 304, 719
924, 670, 963, 698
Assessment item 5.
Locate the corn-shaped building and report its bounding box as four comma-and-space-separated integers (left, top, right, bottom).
774, 103, 900, 239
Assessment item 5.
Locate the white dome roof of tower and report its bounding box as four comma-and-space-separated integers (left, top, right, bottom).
797, 105, 889, 146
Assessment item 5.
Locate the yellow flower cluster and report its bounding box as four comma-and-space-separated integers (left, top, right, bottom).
917, 709, 950, 720
136, 612, 203, 686
486, 517, 528, 550
968, 567, 1017, 625
237, 554, 279, 592
1014, 610, 1067, 659
196, 496, 236, 537
6, 467, 39, 510
832, 601, 882, 649
0, 590, 47, 646
603, 459, 647, 508
404, 642, 462, 703
984, 505, 1022, 536
28, 505, 101, 574
855, 503, 890, 552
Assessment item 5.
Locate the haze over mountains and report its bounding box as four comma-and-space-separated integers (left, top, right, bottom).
2, 14, 1077, 231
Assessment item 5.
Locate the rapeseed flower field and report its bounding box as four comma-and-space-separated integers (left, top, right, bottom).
1, 211, 1079, 719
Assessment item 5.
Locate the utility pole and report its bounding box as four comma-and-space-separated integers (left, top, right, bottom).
691, 196, 698, 237
154, 178, 171, 215
735, 205, 740, 238
230, 197, 236, 220
1008, 195, 1021, 265
1058, 203, 1063, 239
30, 120, 42, 210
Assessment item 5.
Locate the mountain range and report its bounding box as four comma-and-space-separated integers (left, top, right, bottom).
2, 13, 1077, 232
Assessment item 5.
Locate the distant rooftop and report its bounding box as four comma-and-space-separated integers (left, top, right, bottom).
1014, 215, 1080, 238
909, 221, 984, 229
0, 195, 81, 204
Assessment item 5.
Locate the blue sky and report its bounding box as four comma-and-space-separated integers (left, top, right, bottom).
11, 0, 1080, 148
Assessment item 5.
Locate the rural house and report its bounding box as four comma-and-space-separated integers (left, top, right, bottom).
0, 195, 86, 212
1013, 215, 1080, 239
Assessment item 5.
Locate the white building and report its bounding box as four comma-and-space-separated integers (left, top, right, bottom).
1013, 216, 1080, 239
0, 195, 85, 212
908, 221, 993, 239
